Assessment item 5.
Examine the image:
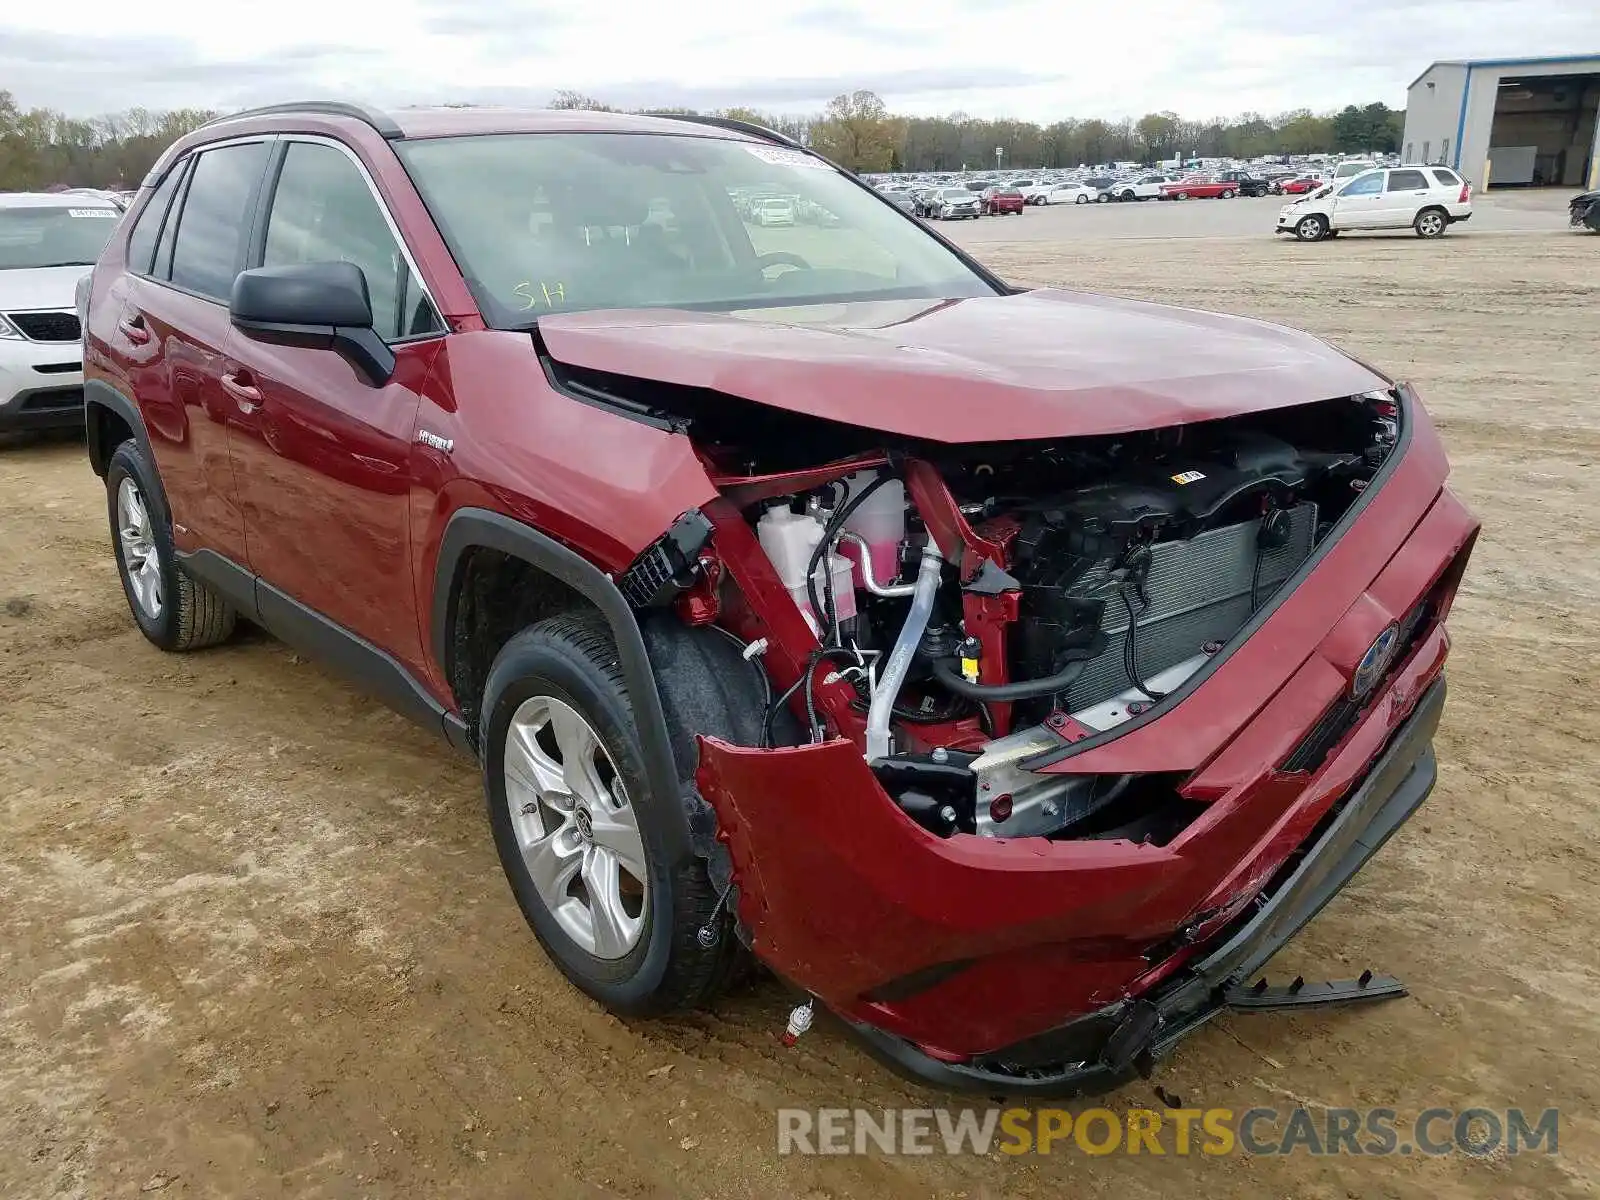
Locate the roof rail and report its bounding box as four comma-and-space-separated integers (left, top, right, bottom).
658, 114, 802, 149
202, 101, 404, 140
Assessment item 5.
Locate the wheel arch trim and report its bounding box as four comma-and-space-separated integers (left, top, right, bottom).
431, 507, 688, 860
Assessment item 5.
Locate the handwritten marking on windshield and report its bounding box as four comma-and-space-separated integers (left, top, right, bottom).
514, 281, 567, 310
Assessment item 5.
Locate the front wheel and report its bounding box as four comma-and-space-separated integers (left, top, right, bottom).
105, 439, 236, 652
482, 614, 736, 1016
1414, 208, 1448, 238
1219, 189, 1236, 199
1075, 194, 1088, 204
1295, 214, 1329, 242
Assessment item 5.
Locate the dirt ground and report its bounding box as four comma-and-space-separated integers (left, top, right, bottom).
3, 228, 1598, 1199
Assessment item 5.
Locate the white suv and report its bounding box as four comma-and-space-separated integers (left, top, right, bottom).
1275, 166, 1472, 242
1, 192, 123, 431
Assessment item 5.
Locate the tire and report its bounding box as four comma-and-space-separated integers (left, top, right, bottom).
1295, 214, 1329, 242
482, 613, 736, 1016
1175, 191, 1189, 201
1096, 192, 1111, 203
1075, 193, 1088, 204
105, 438, 236, 652
1220, 189, 1236, 200
1414, 208, 1448, 238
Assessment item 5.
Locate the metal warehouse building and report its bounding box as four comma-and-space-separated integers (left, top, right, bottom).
1403, 55, 1600, 189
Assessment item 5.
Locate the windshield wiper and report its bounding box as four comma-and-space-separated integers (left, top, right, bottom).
23, 260, 97, 268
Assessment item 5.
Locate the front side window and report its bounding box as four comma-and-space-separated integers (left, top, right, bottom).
1387, 169, 1429, 191
0, 204, 120, 271
263, 141, 440, 340
170, 142, 270, 299
1340, 172, 1385, 197
398, 133, 996, 325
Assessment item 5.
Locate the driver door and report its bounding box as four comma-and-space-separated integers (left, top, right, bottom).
1331, 171, 1387, 228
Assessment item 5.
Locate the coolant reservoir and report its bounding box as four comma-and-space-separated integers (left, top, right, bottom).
839, 471, 907, 588
756, 507, 857, 635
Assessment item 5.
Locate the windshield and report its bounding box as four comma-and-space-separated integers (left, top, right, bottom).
0, 205, 121, 270
399, 133, 995, 323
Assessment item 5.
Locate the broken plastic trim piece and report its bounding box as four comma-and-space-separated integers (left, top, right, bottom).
616, 509, 715, 608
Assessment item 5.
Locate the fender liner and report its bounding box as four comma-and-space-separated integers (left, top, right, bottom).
432, 508, 688, 860
84, 379, 182, 560
84, 379, 161, 490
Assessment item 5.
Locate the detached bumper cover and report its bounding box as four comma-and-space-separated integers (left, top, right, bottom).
847, 675, 1445, 1097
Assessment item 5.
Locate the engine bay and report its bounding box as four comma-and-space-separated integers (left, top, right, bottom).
626, 389, 1402, 841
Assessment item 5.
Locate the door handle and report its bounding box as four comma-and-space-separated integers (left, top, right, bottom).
118, 314, 151, 344
221, 369, 262, 413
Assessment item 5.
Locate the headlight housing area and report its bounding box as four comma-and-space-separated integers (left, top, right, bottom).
0, 314, 24, 341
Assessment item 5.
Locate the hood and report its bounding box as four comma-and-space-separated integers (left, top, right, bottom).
0, 265, 92, 313
1574, 189, 1600, 205
536, 290, 1388, 443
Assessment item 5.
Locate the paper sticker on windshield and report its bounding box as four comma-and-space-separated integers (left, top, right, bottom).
742, 145, 829, 171
1171, 470, 1206, 485
68, 208, 119, 218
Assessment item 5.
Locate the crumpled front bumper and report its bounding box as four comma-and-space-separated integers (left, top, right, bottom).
843, 675, 1445, 1096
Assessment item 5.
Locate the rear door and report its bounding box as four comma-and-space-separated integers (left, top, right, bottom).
1330, 170, 1387, 228
104, 139, 273, 564
1379, 168, 1432, 227
224, 137, 446, 678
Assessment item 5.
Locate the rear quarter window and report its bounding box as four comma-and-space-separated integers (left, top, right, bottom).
1429, 168, 1462, 187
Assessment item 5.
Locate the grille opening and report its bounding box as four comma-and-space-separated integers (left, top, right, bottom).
19, 387, 84, 412
1051, 773, 1201, 846
5, 311, 80, 342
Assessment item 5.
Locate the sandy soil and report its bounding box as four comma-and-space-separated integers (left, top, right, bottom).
3, 229, 1598, 1199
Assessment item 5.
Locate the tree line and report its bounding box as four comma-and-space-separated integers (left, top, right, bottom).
550, 90, 1403, 174
0, 86, 1403, 192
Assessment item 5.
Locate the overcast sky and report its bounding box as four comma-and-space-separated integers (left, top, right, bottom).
4, 1, 1599, 121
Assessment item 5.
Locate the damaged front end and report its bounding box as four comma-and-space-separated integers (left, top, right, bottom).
605, 366, 1477, 1092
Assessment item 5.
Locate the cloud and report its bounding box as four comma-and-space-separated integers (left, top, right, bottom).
3, 0, 1599, 121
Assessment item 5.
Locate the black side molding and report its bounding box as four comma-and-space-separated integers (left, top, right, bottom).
431, 508, 687, 859
177, 548, 468, 751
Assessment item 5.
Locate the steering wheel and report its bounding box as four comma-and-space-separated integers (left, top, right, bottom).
756, 251, 813, 276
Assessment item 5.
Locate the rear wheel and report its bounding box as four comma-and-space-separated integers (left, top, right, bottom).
105, 439, 236, 652
1414, 208, 1448, 238
1295, 214, 1329, 242
482, 614, 738, 1015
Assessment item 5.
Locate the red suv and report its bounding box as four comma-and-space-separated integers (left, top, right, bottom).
81, 102, 1477, 1096
980, 186, 1026, 215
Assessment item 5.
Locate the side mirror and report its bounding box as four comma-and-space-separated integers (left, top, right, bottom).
230, 261, 395, 386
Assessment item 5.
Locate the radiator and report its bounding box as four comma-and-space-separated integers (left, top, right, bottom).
1065, 503, 1317, 709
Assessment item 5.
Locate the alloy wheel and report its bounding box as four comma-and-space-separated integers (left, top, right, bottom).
504, 695, 648, 960
116, 476, 163, 619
